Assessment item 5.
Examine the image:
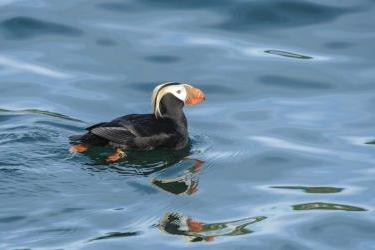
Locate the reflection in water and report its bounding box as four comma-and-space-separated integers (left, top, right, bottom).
365, 139, 375, 145
89, 231, 141, 242
264, 50, 312, 60
83, 144, 193, 176
158, 212, 266, 242
152, 159, 204, 195
272, 186, 343, 193
293, 202, 366, 212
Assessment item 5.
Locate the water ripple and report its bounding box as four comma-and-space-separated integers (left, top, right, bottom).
271, 186, 344, 194
89, 231, 141, 242
0, 55, 70, 79
293, 202, 367, 212
216, 1, 357, 31
0, 16, 83, 39
250, 136, 332, 155
264, 50, 313, 60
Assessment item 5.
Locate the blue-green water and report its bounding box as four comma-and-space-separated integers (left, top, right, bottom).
1, 0, 375, 249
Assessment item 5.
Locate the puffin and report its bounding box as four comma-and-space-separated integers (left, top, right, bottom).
69, 82, 205, 162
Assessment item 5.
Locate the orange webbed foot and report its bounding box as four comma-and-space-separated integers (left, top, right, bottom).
106, 148, 126, 162
69, 144, 88, 153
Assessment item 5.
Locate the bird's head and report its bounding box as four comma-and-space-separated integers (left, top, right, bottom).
151, 82, 205, 118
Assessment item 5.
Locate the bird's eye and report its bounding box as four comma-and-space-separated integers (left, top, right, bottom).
176, 90, 181, 94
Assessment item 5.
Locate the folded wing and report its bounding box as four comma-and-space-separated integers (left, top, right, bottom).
90, 126, 135, 145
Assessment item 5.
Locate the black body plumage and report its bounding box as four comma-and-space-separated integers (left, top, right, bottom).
70, 93, 189, 150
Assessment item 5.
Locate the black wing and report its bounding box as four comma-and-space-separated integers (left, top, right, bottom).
89, 126, 135, 145
85, 114, 182, 149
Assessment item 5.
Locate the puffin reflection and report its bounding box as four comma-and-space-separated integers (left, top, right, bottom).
158, 212, 266, 242
82, 145, 193, 176
152, 159, 203, 195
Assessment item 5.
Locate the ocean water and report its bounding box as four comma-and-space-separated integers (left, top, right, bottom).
1, 0, 375, 249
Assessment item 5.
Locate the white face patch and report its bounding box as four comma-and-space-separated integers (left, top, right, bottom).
167, 85, 187, 102
151, 83, 189, 118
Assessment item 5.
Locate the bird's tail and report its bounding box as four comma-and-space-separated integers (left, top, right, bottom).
69, 134, 85, 143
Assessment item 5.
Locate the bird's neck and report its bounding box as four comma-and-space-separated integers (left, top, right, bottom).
159, 94, 188, 134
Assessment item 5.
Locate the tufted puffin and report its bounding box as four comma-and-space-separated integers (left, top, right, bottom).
69, 82, 205, 162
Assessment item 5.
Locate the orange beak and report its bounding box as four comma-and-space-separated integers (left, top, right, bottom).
185, 85, 205, 106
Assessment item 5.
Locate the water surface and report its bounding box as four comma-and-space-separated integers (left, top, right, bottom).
1, 0, 375, 249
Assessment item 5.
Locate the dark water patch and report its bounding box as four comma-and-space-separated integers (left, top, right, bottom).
60, 207, 85, 214
0, 166, 21, 174
139, 0, 230, 9
365, 139, 375, 144
0, 114, 22, 123
0, 215, 26, 223
265, 50, 313, 59
324, 41, 354, 49
96, 38, 117, 47
144, 55, 181, 64
293, 202, 366, 211
98, 0, 229, 12
89, 231, 141, 241
217, 1, 354, 32
271, 186, 344, 193
259, 75, 333, 90
0, 17, 83, 40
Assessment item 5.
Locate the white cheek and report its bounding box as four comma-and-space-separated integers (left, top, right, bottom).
173, 90, 187, 102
